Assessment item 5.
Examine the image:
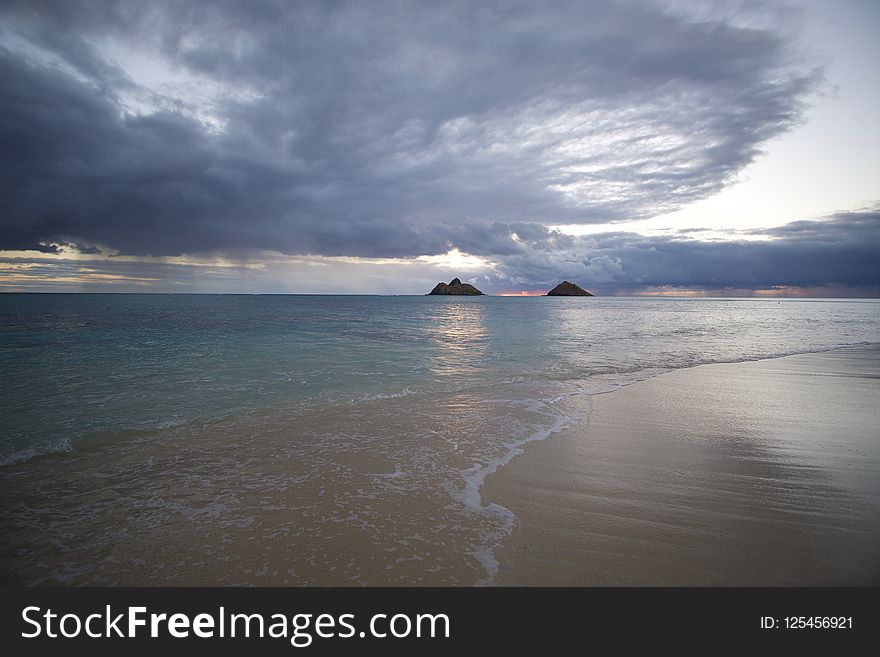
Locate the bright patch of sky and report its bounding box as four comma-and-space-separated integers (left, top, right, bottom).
557, 0, 879, 238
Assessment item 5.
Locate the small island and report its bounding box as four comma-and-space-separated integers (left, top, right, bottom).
546, 281, 593, 296
428, 277, 484, 295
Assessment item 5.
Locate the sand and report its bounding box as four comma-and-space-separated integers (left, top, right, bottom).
3, 345, 878, 586
483, 346, 880, 586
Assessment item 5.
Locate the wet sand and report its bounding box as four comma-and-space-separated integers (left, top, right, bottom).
483, 346, 880, 586
3, 345, 878, 586
0, 383, 560, 586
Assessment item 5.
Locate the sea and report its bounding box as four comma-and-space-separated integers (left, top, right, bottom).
1, 294, 879, 585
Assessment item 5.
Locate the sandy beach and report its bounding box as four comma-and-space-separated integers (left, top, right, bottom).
1, 293, 878, 587
484, 346, 880, 586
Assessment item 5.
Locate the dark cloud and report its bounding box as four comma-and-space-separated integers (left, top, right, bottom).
750, 209, 880, 243
0, 0, 823, 258
482, 209, 880, 293
3, 210, 877, 296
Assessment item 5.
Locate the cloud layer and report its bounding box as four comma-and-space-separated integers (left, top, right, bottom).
484, 208, 880, 294
1, 0, 823, 261
4, 209, 878, 295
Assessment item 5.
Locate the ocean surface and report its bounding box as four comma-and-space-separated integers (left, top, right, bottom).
1, 294, 879, 585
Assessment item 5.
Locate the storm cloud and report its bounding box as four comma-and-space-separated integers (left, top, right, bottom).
1, 0, 823, 260
482, 208, 880, 294
3, 209, 878, 295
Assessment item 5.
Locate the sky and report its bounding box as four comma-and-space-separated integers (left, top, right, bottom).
0, 0, 877, 295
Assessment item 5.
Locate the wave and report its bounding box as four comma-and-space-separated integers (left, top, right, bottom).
456, 393, 587, 586
0, 438, 73, 466
349, 388, 415, 404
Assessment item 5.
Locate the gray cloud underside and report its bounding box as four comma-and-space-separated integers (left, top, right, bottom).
483, 209, 880, 292
4, 210, 878, 295
0, 0, 821, 258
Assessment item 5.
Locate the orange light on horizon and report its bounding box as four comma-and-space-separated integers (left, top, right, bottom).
497, 290, 545, 296
630, 285, 862, 298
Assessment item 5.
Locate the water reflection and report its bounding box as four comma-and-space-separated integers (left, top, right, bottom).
425, 300, 488, 382
540, 299, 608, 377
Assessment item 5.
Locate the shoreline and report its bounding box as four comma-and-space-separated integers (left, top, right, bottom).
481, 345, 880, 586
2, 342, 874, 471
1, 343, 878, 586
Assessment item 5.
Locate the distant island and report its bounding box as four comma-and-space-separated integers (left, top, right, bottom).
428, 277, 484, 295
546, 281, 593, 296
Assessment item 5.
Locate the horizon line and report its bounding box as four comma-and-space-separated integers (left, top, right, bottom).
2, 291, 880, 300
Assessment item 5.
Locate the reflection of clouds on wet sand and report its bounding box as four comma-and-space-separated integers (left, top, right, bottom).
486, 346, 880, 585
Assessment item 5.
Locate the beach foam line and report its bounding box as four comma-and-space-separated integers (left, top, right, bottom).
480, 343, 880, 586
455, 392, 590, 586
462, 340, 880, 585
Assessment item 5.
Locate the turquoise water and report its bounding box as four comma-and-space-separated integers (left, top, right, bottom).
2, 294, 879, 465
1, 294, 879, 585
